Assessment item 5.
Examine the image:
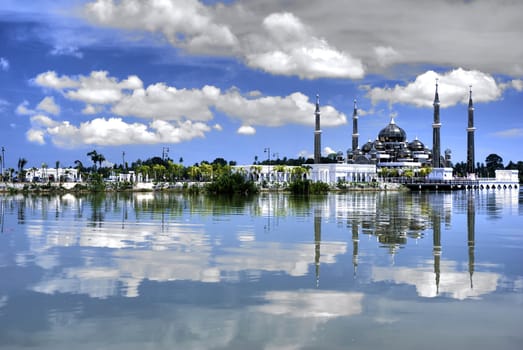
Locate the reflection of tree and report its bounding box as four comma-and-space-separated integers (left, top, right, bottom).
314, 208, 321, 287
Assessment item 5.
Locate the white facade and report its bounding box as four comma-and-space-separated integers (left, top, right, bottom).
24, 168, 79, 182
495, 170, 519, 183
309, 163, 377, 184
428, 168, 453, 181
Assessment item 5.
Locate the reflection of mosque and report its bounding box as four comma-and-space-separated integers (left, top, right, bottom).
312, 192, 476, 294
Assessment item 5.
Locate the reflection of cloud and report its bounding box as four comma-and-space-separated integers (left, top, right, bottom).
21, 196, 347, 298
372, 260, 499, 300
216, 241, 346, 278
254, 290, 363, 318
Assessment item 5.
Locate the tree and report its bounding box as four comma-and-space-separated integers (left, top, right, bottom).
87, 150, 106, 172
17, 157, 27, 181
485, 153, 503, 177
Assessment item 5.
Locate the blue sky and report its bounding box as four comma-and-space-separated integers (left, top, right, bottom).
0, 0, 521, 169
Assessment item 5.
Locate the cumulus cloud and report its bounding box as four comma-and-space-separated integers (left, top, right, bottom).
245, 12, 364, 79
213, 124, 223, 131
15, 101, 35, 115
82, 1, 363, 79
28, 116, 211, 147
366, 68, 515, 108
112, 83, 219, 121
323, 146, 336, 155
237, 125, 256, 135
34, 70, 143, 104
83, 0, 238, 54
81, 0, 523, 78
82, 104, 103, 115
36, 96, 60, 115
215, 90, 346, 127
32, 70, 347, 129
0, 57, 9, 71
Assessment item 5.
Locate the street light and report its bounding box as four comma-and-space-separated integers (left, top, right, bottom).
162, 147, 169, 161
1, 147, 4, 181
264, 147, 271, 182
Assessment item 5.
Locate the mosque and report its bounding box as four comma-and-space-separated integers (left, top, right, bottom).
309, 81, 456, 183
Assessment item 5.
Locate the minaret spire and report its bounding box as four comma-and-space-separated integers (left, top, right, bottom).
352, 99, 359, 152
314, 94, 322, 164
432, 78, 442, 168
467, 85, 476, 175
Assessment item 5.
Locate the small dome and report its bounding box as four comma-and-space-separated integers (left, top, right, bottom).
408, 138, 425, 151
378, 118, 407, 142
362, 140, 373, 153
373, 139, 385, 151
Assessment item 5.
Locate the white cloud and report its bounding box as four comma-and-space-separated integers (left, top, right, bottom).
323, 146, 337, 156
82, 104, 103, 115
26, 129, 46, 144
112, 83, 218, 121
366, 68, 509, 108
34, 70, 78, 89
245, 12, 364, 79
83, 0, 238, 54
0, 57, 9, 71
237, 125, 256, 135
34, 70, 143, 104
492, 128, 523, 138
27, 116, 212, 148
36, 96, 60, 115
215, 90, 346, 127
32, 70, 347, 131
213, 123, 223, 131
15, 101, 35, 115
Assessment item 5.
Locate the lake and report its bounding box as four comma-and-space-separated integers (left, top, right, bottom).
0, 190, 522, 349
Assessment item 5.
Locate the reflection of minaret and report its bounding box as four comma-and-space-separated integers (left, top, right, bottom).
432, 79, 441, 168
467, 192, 476, 289
314, 208, 322, 287
314, 94, 322, 164
352, 221, 359, 277
352, 99, 359, 152
432, 211, 442, 295
466, 86, 476, 175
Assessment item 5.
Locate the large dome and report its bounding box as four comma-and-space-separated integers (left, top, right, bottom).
378, 118, 407, 142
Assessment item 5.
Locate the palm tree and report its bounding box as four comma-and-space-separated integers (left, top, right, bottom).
17, 157, 27, 182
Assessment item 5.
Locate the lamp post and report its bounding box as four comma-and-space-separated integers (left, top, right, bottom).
264, 147, 271, 182
162, 147, 169, 161
1, 147, 4, 181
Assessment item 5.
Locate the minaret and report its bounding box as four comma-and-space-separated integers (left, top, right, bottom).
314, 94, 321, 164
352, 99, 359, 152
467, 86, 476, 175
432, 79, 441, 168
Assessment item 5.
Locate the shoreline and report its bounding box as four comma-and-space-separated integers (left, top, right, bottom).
0, 180, 406, 194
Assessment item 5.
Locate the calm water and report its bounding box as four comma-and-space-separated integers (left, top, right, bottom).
0, 190, 522, 349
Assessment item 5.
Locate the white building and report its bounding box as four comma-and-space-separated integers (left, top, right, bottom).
24, 167, 79, 182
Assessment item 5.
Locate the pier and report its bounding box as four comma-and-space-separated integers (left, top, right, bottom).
397, 178, 519, 191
